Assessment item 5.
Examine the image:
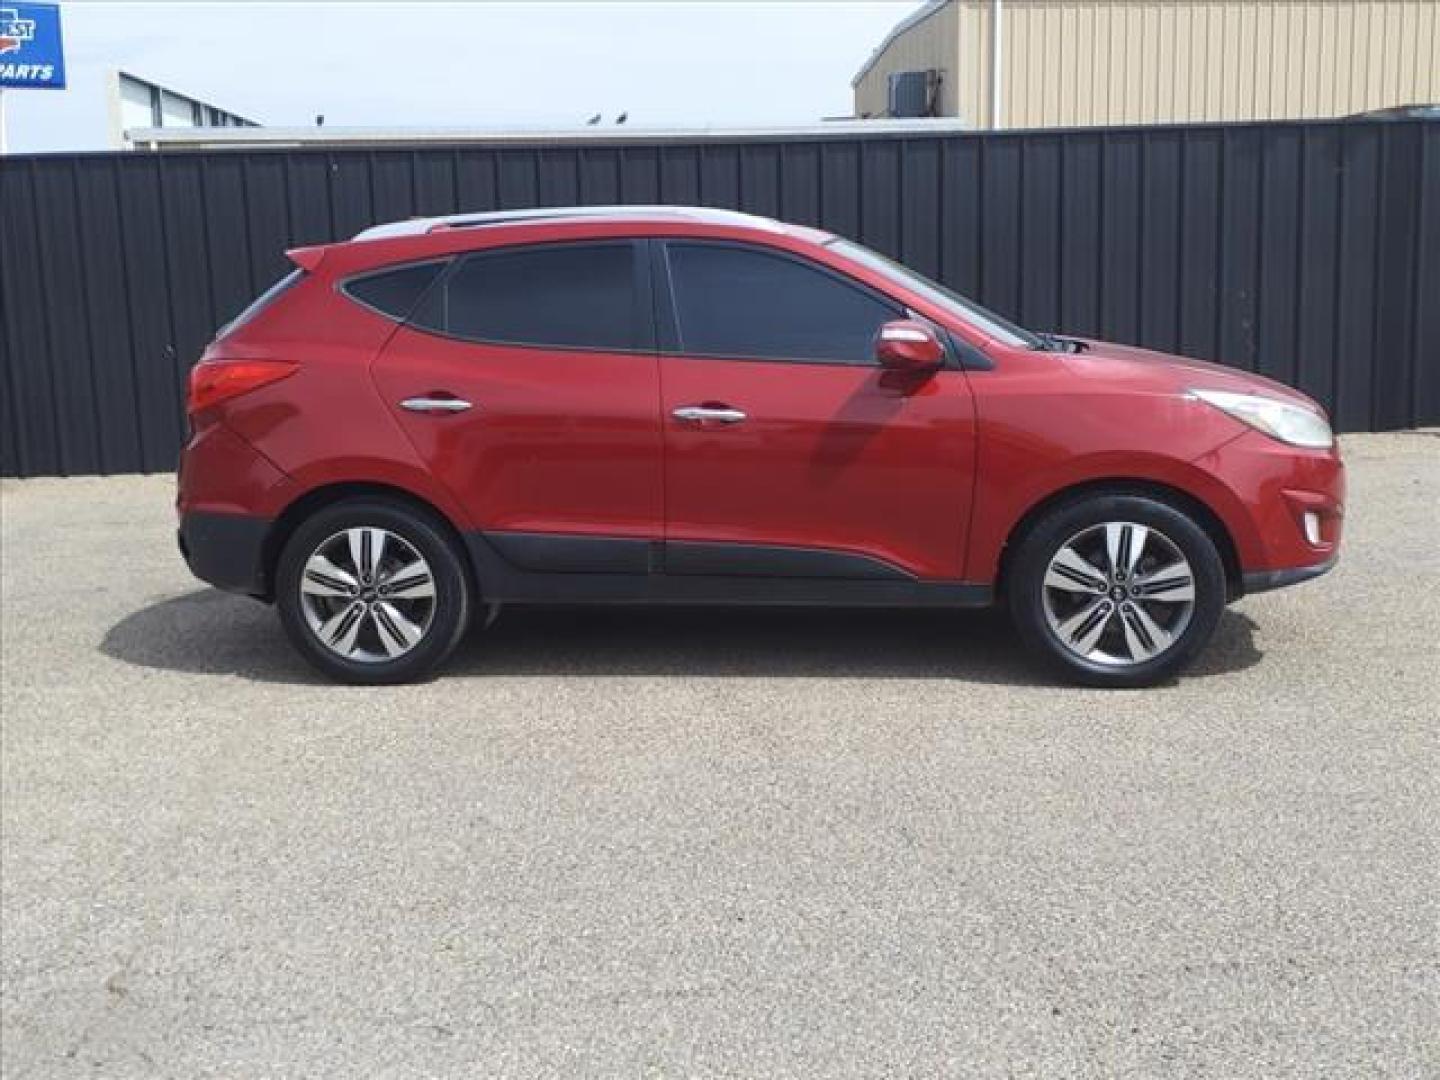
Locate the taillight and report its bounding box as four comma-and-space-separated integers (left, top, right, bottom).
187, 359, 298, 415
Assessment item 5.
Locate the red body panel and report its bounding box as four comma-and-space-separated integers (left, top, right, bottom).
660, 358, 975, 578
372, 329, 663, 538
177, 421, 294, 518
183, 272, 473, 529
177, 208, 1346, 602
1196, 429, 1344, 570
958, 343, 1345, 581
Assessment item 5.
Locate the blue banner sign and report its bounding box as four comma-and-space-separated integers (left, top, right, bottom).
0, 3, 66, 89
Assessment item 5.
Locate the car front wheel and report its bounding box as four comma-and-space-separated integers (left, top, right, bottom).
1007, 494, 1227, 688
275, 499, 472, 684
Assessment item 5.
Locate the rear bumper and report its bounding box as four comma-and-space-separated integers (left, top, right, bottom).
178, 512, 271, 598
176, 420, 292, 599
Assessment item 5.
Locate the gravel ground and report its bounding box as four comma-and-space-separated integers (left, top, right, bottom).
2, 432, 1437, 1078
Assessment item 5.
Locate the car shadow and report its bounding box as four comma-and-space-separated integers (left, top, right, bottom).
100, 589, 1265, 687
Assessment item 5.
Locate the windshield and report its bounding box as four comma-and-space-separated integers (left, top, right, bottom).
824, 238, 1045, 350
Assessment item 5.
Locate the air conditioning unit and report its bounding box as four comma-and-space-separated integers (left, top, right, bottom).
887, 69, 940, 118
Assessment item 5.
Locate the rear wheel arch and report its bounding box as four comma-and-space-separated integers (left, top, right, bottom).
261, 482, 474, 603
995, 479, 1243, 602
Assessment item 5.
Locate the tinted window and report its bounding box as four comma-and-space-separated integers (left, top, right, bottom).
343, 262, 443, 320
665, 243, 898, 364
414, 242, 640, 351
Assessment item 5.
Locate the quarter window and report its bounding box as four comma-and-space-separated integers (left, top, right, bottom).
412, 242, 641, 352
664, 242, 898, 364
342, 262, 444, 321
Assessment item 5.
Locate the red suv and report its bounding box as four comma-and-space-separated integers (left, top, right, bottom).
178, 206, 1343, 687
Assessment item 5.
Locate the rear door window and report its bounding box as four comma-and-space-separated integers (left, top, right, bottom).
662, 242, 899, 365
410, 241, 646, 352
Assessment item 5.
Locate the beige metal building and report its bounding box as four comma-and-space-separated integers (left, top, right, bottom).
853, 0, 1440, 129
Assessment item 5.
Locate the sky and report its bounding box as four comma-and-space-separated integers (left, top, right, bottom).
2, 1, 915, 153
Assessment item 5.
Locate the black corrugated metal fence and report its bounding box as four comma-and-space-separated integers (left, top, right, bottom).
2, 119, 1437, 477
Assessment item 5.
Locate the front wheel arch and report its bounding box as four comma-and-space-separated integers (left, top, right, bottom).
995, 479, 1243, 603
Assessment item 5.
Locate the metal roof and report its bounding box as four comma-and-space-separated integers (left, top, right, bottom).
851, 0, 951, 88
351, 205, 789, 242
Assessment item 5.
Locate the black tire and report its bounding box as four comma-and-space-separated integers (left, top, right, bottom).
275, 499, 472, 684
1006, 494, 1226, 688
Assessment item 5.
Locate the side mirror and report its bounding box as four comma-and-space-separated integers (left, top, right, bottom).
875, 320, 944, 372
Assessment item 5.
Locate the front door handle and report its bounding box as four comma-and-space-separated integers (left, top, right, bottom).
672, 405, 747, 424
401, 396, 472, 415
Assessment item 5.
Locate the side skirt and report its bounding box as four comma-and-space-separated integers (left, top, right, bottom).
466, 532, 993, 608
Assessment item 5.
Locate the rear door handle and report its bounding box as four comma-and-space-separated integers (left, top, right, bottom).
672, 405, 747, 424
401, 396, 472, 415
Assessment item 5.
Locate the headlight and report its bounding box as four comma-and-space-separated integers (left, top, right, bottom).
1189, 389, 1334, 449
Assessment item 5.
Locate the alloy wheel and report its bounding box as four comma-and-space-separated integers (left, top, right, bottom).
1040, 521, 1197, 667
298, 527, 437, 662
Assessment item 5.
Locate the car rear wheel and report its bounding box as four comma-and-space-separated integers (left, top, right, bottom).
276, 500, 472, 684
1007, 494, 1226, 688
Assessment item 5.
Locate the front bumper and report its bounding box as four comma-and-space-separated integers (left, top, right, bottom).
1199, 430, 1345, 596
178, 511, 271, 598
1241, 552, 1338, 594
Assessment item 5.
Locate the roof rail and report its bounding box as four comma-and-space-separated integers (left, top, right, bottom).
352, 205, 785, 241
